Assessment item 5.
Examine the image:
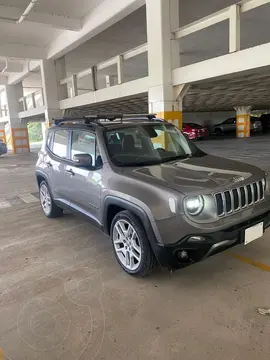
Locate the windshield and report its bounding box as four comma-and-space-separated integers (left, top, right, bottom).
105, 123, 205, 167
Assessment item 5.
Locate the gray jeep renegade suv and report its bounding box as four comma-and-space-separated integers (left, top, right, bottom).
36, 114, 270, 276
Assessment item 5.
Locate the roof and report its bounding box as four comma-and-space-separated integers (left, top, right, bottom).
49, 117, 166, 132
50, 114, 165, 130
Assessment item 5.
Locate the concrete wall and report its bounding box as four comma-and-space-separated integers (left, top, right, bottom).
183, 111, 235, 127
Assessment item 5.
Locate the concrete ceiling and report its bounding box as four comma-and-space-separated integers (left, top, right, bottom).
179, 1, 270, 66
183, 69, 270, 112
1, 0, 270, 114
64, 94, 149, 117
65, 7, 148, 87
0, 0, 100, 18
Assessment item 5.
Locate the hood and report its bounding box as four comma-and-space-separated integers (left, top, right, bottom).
123, 155, 264, 195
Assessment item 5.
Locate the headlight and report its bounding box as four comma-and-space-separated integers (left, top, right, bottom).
184, 196, 204, 216
263, 172, 268, 190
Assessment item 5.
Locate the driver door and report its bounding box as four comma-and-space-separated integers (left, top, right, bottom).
64, 130, 103, 223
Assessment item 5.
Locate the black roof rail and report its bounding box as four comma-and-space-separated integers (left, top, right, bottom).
52, 113, 159, 127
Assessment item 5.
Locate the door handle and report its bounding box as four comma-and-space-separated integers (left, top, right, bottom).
45, 161, 52, 168
65, 169, 75, 176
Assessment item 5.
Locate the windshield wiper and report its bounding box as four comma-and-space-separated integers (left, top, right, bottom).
121, 160, 162, 167
160, 155, 191, 163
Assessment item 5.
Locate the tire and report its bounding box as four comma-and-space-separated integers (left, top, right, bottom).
215, 128, 223, 136
39, 180, 63, 218
110, 210, 157, 276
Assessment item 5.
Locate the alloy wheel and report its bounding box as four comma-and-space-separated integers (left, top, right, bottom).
112, 219, 142, 271
40, 184, 52, 216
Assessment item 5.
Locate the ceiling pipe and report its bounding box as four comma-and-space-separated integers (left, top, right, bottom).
0, 58, 8, 74
0, 0, 38, 24
17, 0, 38, 24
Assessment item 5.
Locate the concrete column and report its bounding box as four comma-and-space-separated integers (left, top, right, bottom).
234, 106, 251, 138
55, 57, 68, 101
41, 122, 47, 140
5, 83, 30, 154
146, 0, 184, 129
40, 60, 63, 128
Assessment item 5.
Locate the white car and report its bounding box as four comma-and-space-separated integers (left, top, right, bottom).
0, 139, 7, 156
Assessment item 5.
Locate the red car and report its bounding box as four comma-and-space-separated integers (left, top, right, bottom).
182, 123, 209, 140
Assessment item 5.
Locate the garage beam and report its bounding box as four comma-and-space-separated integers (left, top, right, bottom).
8, 60, 40, 85
0, 76, 8, 85
172, 41, 270, 85
0, 44, 46, 60
0, 61, 24, 73
174, 8, 230, 39
0, 5, 82, 31
47, 0, 145, 59
241, 0, 270, 12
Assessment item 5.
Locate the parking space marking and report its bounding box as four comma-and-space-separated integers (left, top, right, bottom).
19, 193, 39, 204
0, 192, 39, 210
229, 253, 270, 272
0, 200, 12, 209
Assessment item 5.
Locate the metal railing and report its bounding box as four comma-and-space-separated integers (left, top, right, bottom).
173, 0, 270, 54
59, 43, 148, 99
0, 104, 8, 118
19, 89, 44, 111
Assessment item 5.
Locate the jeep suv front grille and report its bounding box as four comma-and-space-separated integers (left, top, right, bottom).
215, 179, 265, 216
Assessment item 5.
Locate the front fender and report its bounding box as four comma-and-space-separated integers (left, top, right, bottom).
102, 195, 163, 245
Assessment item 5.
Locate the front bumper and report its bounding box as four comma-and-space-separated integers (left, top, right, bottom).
152, 211, 270, 269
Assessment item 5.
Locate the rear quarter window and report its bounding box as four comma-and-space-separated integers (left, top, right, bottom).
46, 130, 54, 150
50, 130, 69, 158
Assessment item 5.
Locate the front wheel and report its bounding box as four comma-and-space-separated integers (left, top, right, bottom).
39, 181, 63, 218
111, 210, 157, 276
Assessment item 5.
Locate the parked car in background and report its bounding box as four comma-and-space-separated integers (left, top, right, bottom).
259, 114, 270, 134
212, 117, 262, 136
182, 123, 209, 140
0, 139, 7, 156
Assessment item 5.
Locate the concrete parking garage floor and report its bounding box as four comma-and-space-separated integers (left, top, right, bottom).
1, 137, 270, 360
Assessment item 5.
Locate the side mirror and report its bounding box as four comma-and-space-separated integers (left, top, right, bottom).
73, 153, 93, 168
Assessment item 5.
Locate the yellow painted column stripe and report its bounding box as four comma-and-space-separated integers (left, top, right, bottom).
0, 347, 5, 360
236, 114, 250, 138
10, 128, 30, 154
157, 111, 183, 130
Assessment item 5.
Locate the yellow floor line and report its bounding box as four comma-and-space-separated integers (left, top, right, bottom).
228, 253, 270, 272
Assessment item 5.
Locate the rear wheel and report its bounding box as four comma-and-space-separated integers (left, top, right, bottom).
215, 128, 223, 136
111, 210, 157, 276
39, 181, 63, 218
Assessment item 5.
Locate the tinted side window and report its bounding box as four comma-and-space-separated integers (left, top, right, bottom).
46, 131, 54, 150
71, 130, 100, 166
224, 118, 235, 125
51, 130, 69, 158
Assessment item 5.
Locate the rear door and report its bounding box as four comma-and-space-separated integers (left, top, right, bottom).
64, 129, 103, 224
223, 118, 236, 133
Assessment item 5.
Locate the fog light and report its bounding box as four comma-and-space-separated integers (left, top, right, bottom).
187, 236, 206, 243
179, 251, 188, 259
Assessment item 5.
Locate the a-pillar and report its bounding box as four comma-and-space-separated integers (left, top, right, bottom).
146, 0, 183, 128
40, 60, 63, 128
5, 83, 30, 154
235, 106, 251, 138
